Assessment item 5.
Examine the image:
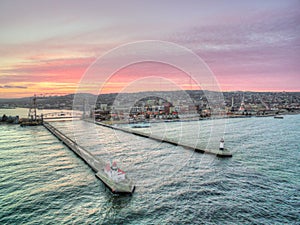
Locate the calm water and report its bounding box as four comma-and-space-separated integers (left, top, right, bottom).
0, 109, 299, 224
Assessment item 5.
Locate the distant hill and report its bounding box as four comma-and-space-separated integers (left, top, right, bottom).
0, 91, 299, 110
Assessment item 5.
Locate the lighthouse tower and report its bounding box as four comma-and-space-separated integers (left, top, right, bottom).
219, 138, 225, 150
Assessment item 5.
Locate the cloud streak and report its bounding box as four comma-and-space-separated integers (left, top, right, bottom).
167, 5, 300, 91
0, 85, 27, 89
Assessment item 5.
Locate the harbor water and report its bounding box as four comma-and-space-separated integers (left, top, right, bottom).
0, 109, 299, 224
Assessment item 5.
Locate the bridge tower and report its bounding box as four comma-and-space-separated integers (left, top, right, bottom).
28, 94, 37, 121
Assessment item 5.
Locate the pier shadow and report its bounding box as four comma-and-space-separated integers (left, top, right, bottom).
105, 192, 133, 210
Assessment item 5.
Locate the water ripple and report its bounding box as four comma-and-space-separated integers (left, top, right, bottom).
1, 115, 299, 224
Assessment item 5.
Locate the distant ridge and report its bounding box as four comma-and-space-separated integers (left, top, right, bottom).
1, 90, 299, 101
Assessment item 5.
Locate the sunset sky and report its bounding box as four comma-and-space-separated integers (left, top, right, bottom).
0, 0, 299, 98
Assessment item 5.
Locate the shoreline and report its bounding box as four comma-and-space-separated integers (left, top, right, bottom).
96, 111, 300, 125
1, 109, 299, 125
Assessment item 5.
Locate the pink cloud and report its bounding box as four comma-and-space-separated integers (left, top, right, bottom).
1, 57, 95, 84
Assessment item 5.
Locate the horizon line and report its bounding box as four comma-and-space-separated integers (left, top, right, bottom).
1, 89, 300, 100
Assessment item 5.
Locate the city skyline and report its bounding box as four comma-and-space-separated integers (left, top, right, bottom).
1, 0, 299, 98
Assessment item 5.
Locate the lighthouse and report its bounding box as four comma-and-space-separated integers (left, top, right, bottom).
219, 138, 225, 151
104, 161, 126, 182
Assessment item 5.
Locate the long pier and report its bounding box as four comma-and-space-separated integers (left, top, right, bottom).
87, 120, 232, 158
43, 122, 135, 195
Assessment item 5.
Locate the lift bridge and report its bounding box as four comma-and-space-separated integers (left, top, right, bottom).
42, 111, 83, 121
25, 93, 85, 121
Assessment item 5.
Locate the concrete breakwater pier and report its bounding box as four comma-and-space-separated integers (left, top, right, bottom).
43, 122, 135, 195
87, 120, 232, 158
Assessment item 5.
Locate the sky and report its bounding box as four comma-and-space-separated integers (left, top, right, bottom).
0, 0, 299, 98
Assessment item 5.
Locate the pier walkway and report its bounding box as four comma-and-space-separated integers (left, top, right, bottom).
43, 122, 135, 194
87, 120, 232, 158
43, 122, 105, 172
